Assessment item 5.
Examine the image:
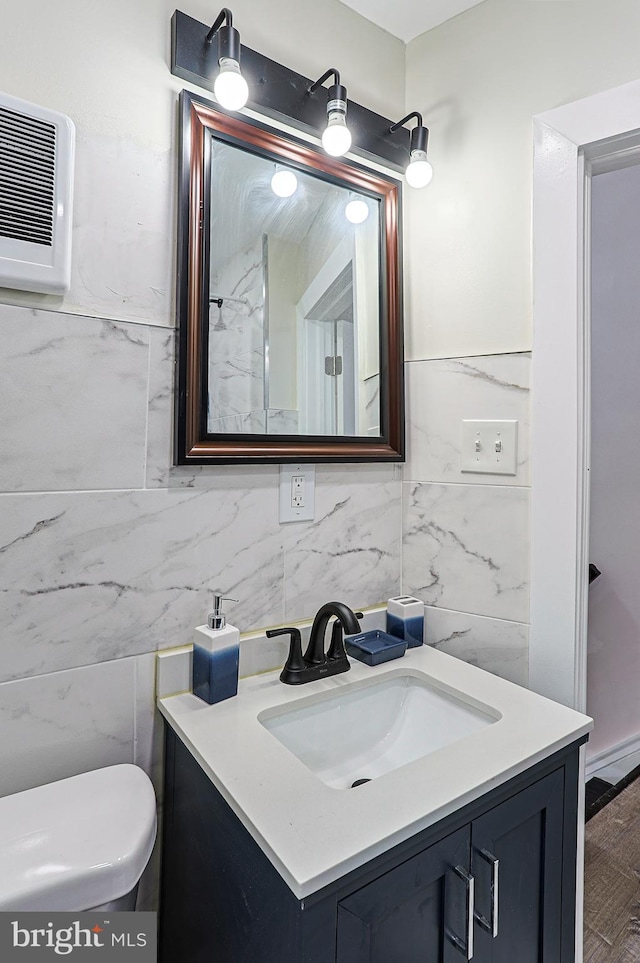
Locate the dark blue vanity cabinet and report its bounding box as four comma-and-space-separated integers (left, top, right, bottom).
160, 727, 584, 963
337, 769, 568, 963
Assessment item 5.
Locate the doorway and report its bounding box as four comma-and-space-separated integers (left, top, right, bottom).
530, 80, 640, 714
530, 78, 640, 963
584, 160, 640, 785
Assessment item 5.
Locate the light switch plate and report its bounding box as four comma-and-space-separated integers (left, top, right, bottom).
279, 464, 315, 522
461, 420, 518, 475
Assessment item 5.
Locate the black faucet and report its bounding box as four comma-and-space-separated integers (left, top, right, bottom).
267, 602, 362, 685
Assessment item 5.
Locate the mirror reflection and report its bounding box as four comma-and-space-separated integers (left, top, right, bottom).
207, 138, 381, 437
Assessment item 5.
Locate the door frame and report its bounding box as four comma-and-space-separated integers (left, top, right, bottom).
530, 77, 640, 713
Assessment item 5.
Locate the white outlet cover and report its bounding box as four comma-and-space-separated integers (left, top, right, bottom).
279, 464, 315, 523
461, 420, 518, 475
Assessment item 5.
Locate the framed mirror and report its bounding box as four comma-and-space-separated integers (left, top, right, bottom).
175, 91, 404, 464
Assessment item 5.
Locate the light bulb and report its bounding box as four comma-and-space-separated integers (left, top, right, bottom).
345, 199, 369, 224
271, 169, 298, 198
214, 58, 249, 111
405, 150, 433, 189
322, 112, 352, 157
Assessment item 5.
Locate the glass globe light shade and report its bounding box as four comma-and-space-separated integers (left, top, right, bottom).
405, 151, 433, 189
271, 170, 298, 198
214, 58, 249, 111
345, 199, 369, 224
321, 113, 352, 157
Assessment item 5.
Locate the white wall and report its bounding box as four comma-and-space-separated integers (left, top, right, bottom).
405, 0, 640, 361
400, 0, 640, 704
0, 0, 404, 326
0, 0, 405, 909
587, 163, 640, 756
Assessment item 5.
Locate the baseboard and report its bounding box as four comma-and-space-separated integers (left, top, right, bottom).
586, 731, 640, 779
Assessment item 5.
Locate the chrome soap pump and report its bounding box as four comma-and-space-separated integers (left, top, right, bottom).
192, 592, 240, 705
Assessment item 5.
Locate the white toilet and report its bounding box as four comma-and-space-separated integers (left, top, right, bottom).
0, 764, 157, 911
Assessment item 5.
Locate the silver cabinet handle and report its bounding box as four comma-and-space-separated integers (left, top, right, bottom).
474, 848, 499, 938
450, 865, 475, 959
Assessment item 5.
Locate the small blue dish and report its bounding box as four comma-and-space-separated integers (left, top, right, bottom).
345, 629, 408, 666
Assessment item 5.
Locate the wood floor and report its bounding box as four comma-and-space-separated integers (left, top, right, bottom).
584, 775, 640, 962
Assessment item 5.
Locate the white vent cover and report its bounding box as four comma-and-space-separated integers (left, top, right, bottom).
0, 91, 74, 294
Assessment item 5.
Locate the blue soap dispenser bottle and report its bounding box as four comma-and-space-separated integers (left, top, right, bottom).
192, 592, 240, 705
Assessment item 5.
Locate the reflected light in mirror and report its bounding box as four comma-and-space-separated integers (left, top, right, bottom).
206, 135, 382, 440
345, 198, 369, 224
271, 169, 298, 198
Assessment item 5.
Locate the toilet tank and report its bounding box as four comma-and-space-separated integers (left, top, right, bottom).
0, 764, 157, 911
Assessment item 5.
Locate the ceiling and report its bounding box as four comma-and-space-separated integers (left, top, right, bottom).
337, 0, 485, 43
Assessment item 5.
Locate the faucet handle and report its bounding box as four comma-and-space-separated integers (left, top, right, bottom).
267, 627, 308, 684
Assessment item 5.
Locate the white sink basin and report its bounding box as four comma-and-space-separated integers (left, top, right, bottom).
259, 672, 501, 789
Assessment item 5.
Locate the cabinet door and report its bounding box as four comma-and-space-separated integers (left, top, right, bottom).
471, 769, 566, 963
336, 826, 472, 963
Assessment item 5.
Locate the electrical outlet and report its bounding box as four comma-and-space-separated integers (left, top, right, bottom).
291, 474, 305, 508
280, 465, 315, 522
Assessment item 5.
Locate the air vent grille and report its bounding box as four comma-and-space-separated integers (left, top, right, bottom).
0, 106, 55, 247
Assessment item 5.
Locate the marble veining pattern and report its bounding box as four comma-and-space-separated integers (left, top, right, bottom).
0, 304, 149, 492
208, 240, 265, 429
209, 348, 265, 423
209, 244, 264, 365
284, 465, 401, 622
423, 606, 529, 687
133, 652, 164, 800
403, 481, 530, 623
266, 408, 299, 434
0, 486, 284, 682
145, 327, 179, 488
363, 373, 380, 435
405, 354, 530, 485
0, 658, 135, 797
145, 328, 278, 489
209, 410, 267, 433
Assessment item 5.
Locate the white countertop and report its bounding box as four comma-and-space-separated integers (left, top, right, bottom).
158, 645, 592, 899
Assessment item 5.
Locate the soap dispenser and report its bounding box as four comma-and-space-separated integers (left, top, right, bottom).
192, 593, 240, 705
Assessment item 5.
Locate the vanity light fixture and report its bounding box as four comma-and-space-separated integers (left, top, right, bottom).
389, 112, 433, 189
345, 197, 369, 224
206, 7, 249, 111
172, 11, 414, 170
271, 167, 298, 198
309, 68, 352, 157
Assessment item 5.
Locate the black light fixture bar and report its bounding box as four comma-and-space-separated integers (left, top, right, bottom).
309, 67, 344, 99
205, 7, 240, 61
390, 111, 429, 154
171, 9, 410, 172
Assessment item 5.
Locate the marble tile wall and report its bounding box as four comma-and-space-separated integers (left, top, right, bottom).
0, 301, 402, 810
267, 408, 299, 433
363, 373, 380, 435
402, 353, 531, 685
0, 287, 530, 914
208, 239, 266, 429
0, 654, 159, 798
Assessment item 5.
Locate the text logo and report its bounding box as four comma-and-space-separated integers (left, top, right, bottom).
0, 912, 156, 960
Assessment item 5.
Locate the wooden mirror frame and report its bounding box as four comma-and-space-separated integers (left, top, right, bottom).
175, 91, 404, 465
